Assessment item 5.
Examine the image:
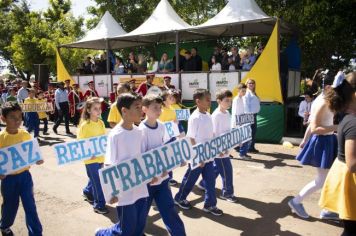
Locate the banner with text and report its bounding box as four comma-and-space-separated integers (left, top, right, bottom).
0, 139, 43, 175
53, 135, 107, 166
99, 137, 193, 202
163, 121, 180, 142
20, 102, 54, 112
175, 109, 190, 121
235, 114, 255, 126
190, 124, 252, 169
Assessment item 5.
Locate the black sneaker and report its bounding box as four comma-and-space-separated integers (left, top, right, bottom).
220, 195, 238, 203
94, 207, 109, 214
1, 228, 14, 236
174, 199, 192, 210
169, 179, 178, 186
249, 148, 259, 153
203, 206, 224, 216
66, 131, 74, 135
52, 128, 58, 134
83, 193, 94, 204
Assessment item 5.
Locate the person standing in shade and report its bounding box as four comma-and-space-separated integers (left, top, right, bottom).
191, 47, 202, 71
16, 80, 29, 103
244, 79, 260, 153
53, 82, 72, 135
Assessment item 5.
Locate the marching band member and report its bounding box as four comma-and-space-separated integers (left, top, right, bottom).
68, 84, 84, 126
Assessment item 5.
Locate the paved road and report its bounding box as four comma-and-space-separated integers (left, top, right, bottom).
3, 124, 342, 236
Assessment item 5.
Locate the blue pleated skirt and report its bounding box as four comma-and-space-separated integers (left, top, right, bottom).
296, 134, 337, 169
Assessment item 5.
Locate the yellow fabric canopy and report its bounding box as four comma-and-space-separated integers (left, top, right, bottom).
56, 49, 75, 84
233, 21, 283, 104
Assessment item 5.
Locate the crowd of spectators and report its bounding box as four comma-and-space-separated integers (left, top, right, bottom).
78, 44, 264, 75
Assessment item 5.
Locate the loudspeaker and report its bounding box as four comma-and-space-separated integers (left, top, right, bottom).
33, 64, 49, 91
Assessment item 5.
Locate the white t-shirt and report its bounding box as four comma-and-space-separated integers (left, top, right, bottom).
298, 100, 313, 118
187, 109, 214, 144
138, 120, 169, 186
105, 124, 149, 206
211, 63, 221, 71
229, 64, 236, 71
212, 108, 231, 158
243, 90, 260, 114
231, 95, 245, 128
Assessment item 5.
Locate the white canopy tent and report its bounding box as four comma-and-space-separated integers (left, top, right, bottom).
186, 0, 295, 37
62, 11, 127, 50
109, 0, 208, 49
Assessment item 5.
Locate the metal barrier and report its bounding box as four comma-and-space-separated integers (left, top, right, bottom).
72, 71, 243, 101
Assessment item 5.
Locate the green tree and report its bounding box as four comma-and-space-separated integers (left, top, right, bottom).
0, 0, 92, 78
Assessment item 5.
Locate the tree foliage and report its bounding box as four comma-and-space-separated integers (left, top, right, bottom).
88, 0, 355, 75
0, 0, 90, 78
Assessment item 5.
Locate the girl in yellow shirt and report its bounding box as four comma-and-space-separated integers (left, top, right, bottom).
77, 97, 108, 214
158, 89, 179, 186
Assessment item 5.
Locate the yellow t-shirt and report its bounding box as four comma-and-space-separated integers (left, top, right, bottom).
77, 119, 106, 164
107, 103, 122, 124
0, 129, 32, 175
171, 103, 182, 110
37, 98, 47, 119
24, 97, 38, 104
159, 106, 177, 122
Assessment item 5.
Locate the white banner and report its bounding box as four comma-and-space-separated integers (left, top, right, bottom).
99, 137, 193, 202
181, 73, 208, 100
53, 135, 107, 166
20, 102, 54, 112
235, 114, 255, 126
190, 124, 252, 169
175, 109, 190, 121
0, 139, 43, 175
94, 75, 110, 97
209, 72, 240, 101
163, 121, 180, 142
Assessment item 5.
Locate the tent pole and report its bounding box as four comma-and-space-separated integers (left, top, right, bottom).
106, 39, 110, 74
175, 31, 179, 72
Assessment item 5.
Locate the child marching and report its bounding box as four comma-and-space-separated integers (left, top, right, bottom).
139, 94, 186, 236
77, 97, 108, 214
0, 102, 44, 236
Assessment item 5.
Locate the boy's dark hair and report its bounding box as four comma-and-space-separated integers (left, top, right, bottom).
237, 83, 247, 90
216, 89, 233, 101
1, 102, 22, 118
193, 89, 210, 101
161, 89, 173, 102
116, 93, 141, 115
304, 90, 313, 98
142, 94, 163, 107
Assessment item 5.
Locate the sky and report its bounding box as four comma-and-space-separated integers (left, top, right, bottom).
28, 0, 96, 19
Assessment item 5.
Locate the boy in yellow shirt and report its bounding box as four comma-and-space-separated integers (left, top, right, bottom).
24, 89, 40, 138
37, 91, 48, 135
0, 102, 44, 236
77, 97, 108, 214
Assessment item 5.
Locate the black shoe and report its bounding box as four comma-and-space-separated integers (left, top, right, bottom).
249, 148, 259, 154
52, 128, 57, 134
83, 193, 94, 204
203, 206, 224, 216
1, 228, 14, 236
66, 131, 73, 135
94, 207, 109, 214
169, 179, 178, 186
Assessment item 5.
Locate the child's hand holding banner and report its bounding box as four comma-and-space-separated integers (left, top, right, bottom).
99, 137, 193, 202
53, 135, 107, 165
0, 139, 43, 175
